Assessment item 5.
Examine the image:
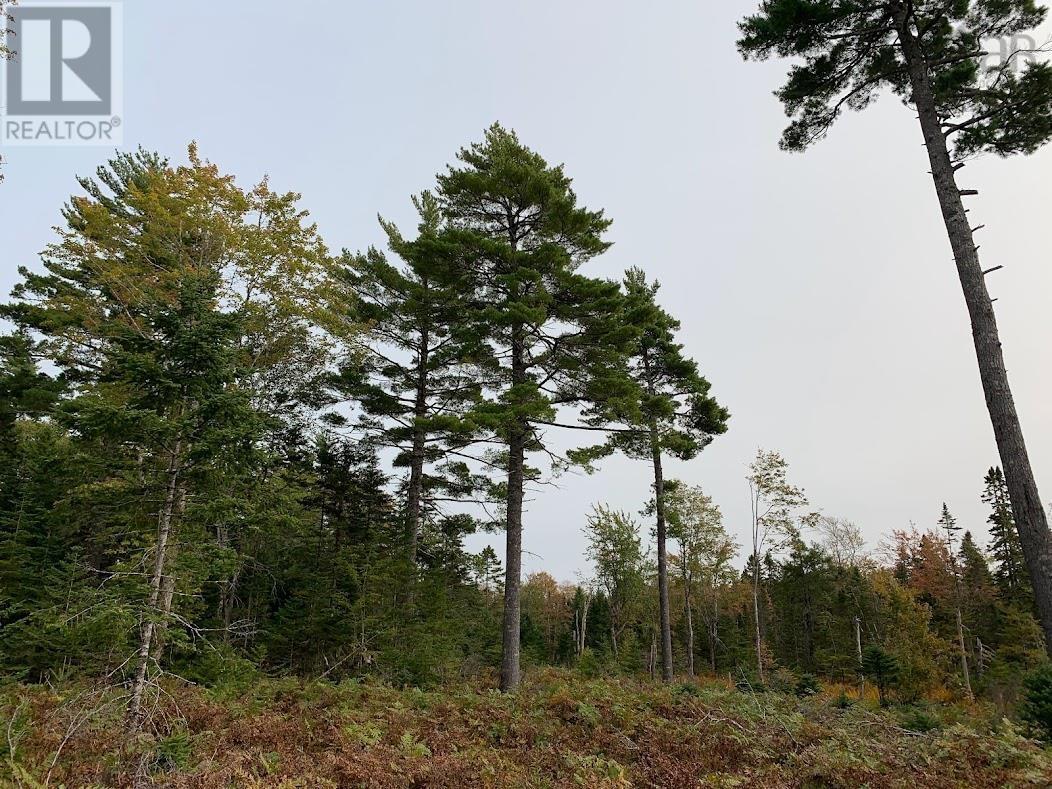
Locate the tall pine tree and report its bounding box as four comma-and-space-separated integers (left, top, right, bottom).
739, 0, 1052, 655
435, 124, 629, 691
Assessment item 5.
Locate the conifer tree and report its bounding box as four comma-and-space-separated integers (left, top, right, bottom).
435, 124, 628, 691
331, 192, 488, 563
939, 504, 972, 695
739, 0, 1052, 654
983, 466, 1031, 605
2, 147, 329, 727
582, 269, 729, 682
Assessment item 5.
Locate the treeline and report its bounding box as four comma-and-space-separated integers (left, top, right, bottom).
518, 463, 1046, 708
0, 128, 729, 729
0, 124, 1047, 735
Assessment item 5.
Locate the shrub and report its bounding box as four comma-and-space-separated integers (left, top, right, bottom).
862, 646, 900, 706
1020, 663, 1052, 740
768, 667, 798, 695
794, 673, 821, 698
898, 705, 941, 733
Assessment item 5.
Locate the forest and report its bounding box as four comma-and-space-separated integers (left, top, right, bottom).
3, 0, 1052, 787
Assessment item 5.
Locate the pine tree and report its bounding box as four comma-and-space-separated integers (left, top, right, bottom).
862, 645, 900, 706
739, 0, 1052, 656
435, 124, 629, 691
331, 192, 488, 563
584, 269, 729, 682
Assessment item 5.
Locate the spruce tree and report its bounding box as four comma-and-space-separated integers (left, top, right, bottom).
739, 0, 1052, 655
435, 124, 628, 691
2, 147, 328, 726
983, 465, 1031, 605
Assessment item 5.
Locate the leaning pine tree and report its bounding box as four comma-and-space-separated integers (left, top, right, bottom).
738, 0, 1052, 653
436, 124, 630, 691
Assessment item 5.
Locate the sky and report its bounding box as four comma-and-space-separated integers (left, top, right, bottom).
1, 0, 1050, 583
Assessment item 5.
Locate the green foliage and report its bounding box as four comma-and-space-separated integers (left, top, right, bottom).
862, 646, 901, 706
898, 705, 942, 733
1020, 663, 1052, 740
983, 466, 1032, 607
794, 673, 822, 698
738, 0, 1052, 158
153, 729, 193, 772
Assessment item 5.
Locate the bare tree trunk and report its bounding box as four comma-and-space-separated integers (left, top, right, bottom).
500, 328, 526, 692
893, 1, 1052, 656
127, 440, 183, 730
956, 607, 973, 697
150, 483, 187, 663
575, 592, 590, 656
752, 556, 764, 684
855, 615, 865, 698
649, 421, 674, 683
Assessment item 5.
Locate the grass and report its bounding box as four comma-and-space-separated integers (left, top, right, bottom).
2, 668, 1051, 787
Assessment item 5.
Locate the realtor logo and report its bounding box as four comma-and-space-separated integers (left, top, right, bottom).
2, 1, 123, 145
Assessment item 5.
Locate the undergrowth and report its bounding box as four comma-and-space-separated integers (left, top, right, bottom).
2, 668, 1051, 787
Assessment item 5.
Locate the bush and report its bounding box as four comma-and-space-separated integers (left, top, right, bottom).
862, 646, 900, 706
735, 674, 767, 694
833, 689, 854, 710
898, 705, 941, 733
768, 667, 798, 695
794, 673, 822, 698
1020, 663, 1052, 740
576, 650, 608, 679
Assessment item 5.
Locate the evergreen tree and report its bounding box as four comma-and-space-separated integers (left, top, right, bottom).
983, 466, 1031, 606
2, 147, 328, 726
862, 645, 900, 706
584, 269, 729, 682
739, 0, 1052, 655
435, 124, 629, 691
331, 192, 489, 563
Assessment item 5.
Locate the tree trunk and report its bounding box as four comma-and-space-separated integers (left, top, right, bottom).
576, 593, 590, 656
893, 2, 1052, 655
500, 328, 526, 693
682, 560, 695, 677
649, 422, 674, 683
956, 607, 973, 697
127, 440, 184, 730
855, 615, 865, 698
150, 483, 187, 662
406, 312, 430, 566
752, 556, 764, 683
708, 619, 718, 673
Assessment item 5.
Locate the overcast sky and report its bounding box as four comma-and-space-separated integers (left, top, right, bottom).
2, 0, 1050, 582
